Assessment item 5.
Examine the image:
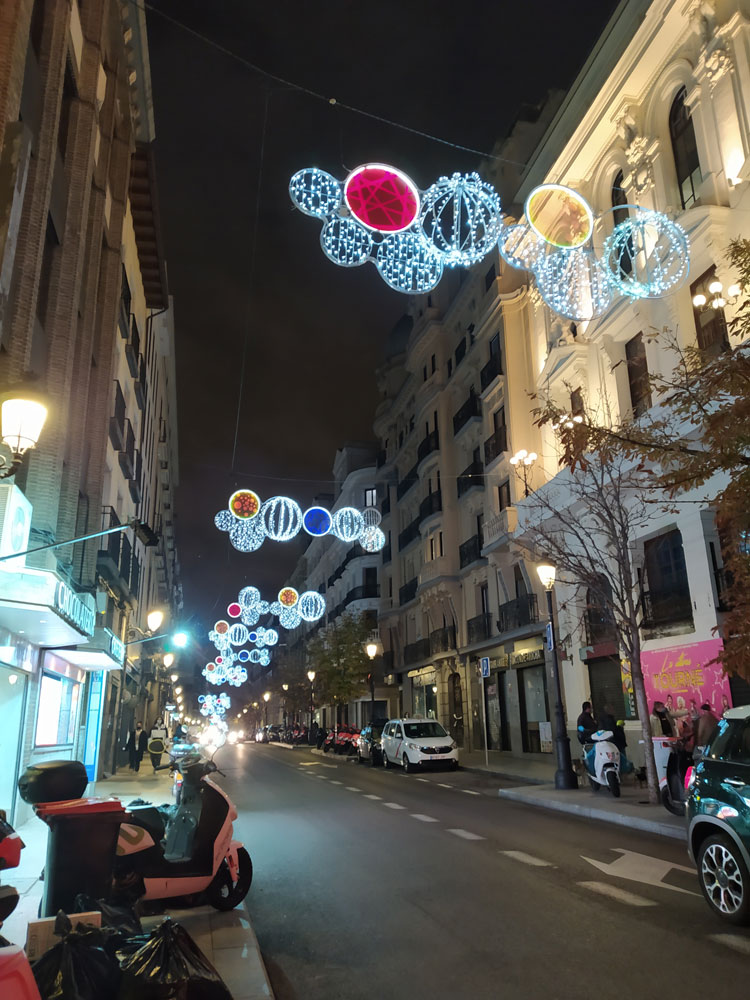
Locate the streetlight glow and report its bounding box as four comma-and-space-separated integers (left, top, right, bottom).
536, 562, 556, 591
172, 631, 189, 648
1, 391, 48, 456
163, 653, 175, 669
307, 670, 316, 683
146, 610, 164, 633
263, 691, 271, 702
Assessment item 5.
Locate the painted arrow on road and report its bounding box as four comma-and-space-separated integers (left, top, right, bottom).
581, 849, 699, 896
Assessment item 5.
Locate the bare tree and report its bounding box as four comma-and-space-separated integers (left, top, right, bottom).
515, 446, 661, 803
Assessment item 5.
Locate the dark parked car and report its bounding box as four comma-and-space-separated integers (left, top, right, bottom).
357, 721, 387, 766
687, 706, 750, 924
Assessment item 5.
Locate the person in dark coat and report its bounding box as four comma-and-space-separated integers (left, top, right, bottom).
576, 702, 598, 745
125, 722, 148, 772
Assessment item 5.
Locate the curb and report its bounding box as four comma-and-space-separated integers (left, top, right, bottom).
459, 763, 549, 785
497, 787, 685, 840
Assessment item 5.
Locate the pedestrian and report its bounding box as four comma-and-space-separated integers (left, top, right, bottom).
148, 716, 169, 772
316, 725, 327, 749
576, 701, 598, 744
125, 722, 148, 772
598, 703, 627, 754
694, 702, 719, 757
649, 699, 688, 738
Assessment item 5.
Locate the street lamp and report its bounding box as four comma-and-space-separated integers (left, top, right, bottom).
281, 683, 289, 728
163, 653, 175, 669
307, 670, 315, 728
263, 690, 270, 726
364, 636, 382, 719
146, 610, 164, 633
536, 561, 578, 790
170, 673, 178, 683
0, 387, 48, 479
509, 449, 538, 497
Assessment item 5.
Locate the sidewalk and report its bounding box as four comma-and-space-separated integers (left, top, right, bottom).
2, 767, 273, 1000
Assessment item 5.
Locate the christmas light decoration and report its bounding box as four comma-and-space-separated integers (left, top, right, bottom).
239, 586, 261, 609
601, 207, 689, 299
375, 232, 443, 293
260, 496, 303, 542
331, 506, 365, 542
362, 506, 382, 528
238, 649, 250, 663
360, 525, 386, 553
303, 506, 332, 536
525, 184, 593, 249
278, 606, 302, 629
321, 217, 373, 267
199, 692, 230, 717
289, 168, 342, 218
228, 623, 249, 646
229, 517, 265, 552
419, 172, 503, 267
498, 224, 544, 272
278, 587, 299, 607
229, 489, 260, 519
535, 247, 614, 322
298, 590, 326, 622
344, 164, 420, 233
227, 602, 242, 618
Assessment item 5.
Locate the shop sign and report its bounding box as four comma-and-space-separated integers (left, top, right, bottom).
108, 631, 125, 666
620, 658, 636, 716
640, 638, 732, 715
510, 648, 544, 667
54, 581, 95, 637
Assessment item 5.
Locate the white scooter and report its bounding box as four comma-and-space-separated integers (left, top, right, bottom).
582, 730, 621, 797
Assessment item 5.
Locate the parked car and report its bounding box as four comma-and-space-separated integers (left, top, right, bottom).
381, 718, 459, 773
357, 722, 387, 766
687, 705, 750, 924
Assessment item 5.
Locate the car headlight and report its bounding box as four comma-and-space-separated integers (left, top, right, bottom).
407, 742, 420, 751
450, 741, 458, 749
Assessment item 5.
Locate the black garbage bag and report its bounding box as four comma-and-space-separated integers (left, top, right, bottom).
74, 893, 143, 938
117, 918, 232, 1000
32, 912, 121, 1000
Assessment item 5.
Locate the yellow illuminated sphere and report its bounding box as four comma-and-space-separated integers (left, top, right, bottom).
278, 587, 299, 608
525, 184, 593, 249
229, 489, 261, 519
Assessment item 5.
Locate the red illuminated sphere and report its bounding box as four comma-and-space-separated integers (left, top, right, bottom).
227, 602, 242, 618
344, 165, 419, 233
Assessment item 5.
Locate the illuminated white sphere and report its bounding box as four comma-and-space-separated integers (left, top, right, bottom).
331, 506, 365, 542
240, 606, 260, 627
278, 606, 302, 629
229, 517, 265, 552
375, 232, 443, 293
536, 247, 614, 322
263, 628, 279, 646
498, 224, 544, 273
259, 600, 270, 614
420, 172, 503, 267
238, 586, 261, 609
289, 168, 342, 218
269, 601, 282, 615
298, 590, 326, 622
261, 496, 303, 541
360, 525, 386, 553
228, 623, 249, 647
321, 217, 373, 267
214, 509, 235, 531
259, 649, 270, 666
362, 506, 381, 527
601, 209, 689, 299
249, 649, 261, 663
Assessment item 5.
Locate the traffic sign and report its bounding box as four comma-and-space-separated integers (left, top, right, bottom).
545, 622, 554, 650
480, 656, 490, 678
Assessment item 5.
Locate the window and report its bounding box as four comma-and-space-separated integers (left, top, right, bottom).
447, 359, 453, 377
429, 536, 436, 561
364, 487, 377, 508
588, 657, 636, 721
35, 672, 81, 747
707, 719, 750, 764
570, 387, 584, 416
423, 366, 427, 382
691, 267, 730, 357
492, 406, 506, 432
611, 170, 632, 276
489, 332, 501, 357
431, 354, 436, 374
625, 333, 651, 417
644, 529, 690, 597
513, 564, 527, 598
439, 530, 444, 557
498, 480, 511, 511
484, 264, 496, 291
669, 87, 701, 210
480, 584, 489, 614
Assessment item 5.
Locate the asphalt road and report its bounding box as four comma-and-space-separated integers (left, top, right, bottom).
218, 742, 749, 1000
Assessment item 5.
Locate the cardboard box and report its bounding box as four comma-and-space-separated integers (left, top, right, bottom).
25, 910, 102, 962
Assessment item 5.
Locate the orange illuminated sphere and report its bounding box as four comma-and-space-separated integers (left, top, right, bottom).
229, 489, 260, 519
215, 620, 229, 635
278, 587, 299, 607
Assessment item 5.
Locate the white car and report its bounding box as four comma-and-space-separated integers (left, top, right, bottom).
381, 718, 459, 773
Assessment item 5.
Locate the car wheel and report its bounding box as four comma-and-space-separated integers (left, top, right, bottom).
402, 754, 411, 774
382, 749, 390, 769
606, 771, 620, 797
698, 834, 750, 925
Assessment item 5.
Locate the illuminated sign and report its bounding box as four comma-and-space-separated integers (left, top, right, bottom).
54, 581, 95, 636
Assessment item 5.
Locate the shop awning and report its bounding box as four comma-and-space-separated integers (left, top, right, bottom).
52, 627, 125, 671
0, 567, 96, 647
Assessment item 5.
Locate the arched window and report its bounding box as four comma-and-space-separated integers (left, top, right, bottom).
669, 87, 701, 209
611, 170, 632, 275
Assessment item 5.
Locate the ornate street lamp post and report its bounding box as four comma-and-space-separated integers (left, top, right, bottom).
307, 671, 315, 728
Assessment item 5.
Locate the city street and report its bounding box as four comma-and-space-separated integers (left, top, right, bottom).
222, 743, 749, 999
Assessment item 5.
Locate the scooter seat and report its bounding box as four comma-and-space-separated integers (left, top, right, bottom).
127, 804, 171, 841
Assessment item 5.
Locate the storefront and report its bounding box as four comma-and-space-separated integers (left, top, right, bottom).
514, 650, 550, 754
409, 667, 437, 719
0, 629, 37, 822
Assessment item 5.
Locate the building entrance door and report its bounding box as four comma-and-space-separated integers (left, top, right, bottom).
449, 671, 464, 747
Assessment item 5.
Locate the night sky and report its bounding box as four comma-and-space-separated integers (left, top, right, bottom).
143, 0, 621, 649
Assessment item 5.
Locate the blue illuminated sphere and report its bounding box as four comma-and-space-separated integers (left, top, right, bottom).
238, 649, 250, 662
303, 506, 332, 536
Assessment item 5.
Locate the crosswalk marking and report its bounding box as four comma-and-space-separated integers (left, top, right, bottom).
382, 802, 406, 810
578, 881, 656, 907
501, 850, 554, 868
447, 829, 484, 841
411, 814, 439, 822
363, 794, 382, 800
709, 934, 750, 956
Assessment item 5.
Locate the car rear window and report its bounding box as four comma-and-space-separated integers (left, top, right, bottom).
403, 722, 448, 739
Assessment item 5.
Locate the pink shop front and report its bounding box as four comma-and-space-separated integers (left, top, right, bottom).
640, 638, 750, 716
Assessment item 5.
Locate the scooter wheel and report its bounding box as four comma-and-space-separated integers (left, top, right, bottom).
606, 771, 621, 798
206, 847, 253, 911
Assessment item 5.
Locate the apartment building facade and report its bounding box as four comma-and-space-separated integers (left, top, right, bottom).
0, 0, 180, 821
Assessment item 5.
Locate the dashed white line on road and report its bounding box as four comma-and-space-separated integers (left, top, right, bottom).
411, 814, 439, 822
447, 829, 485, 841
329, 780, 343, 785
416, 778, 429, 783
344, 786, 361, 792
364, 794, 382, 800
578, 881, 657, 907
501, 850, 555, 868
462, 789, 480, 796
382, 802, 406, 810
316, 775, 328, 779
437, 783, 453, 789
708, 934, 750, 956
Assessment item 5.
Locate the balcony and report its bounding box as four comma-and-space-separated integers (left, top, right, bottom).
430, 625, 456, 654
97, 507, 135, 598
484, 425, 508, 467
467, 612, 493, 644
118, 419, 136, 479
419, 555, 453, 589
128, 448, 143, 504
125, 316, 140, 378
381, 494, 391, 517
497, 593, 539, 633
134, 354, 147, 410
404, 637, 431, 664
483, 507, 517, 549
457, 460, 484, 498
459, 533, 484, 569
641, 588, 693, 630
480, 352, 503, 393
455, 337, 467, 368
109, 380, 126, 450
345, 583, 380, 605
417, 428, 440, 464
452, 392, 482, 436
398, 517, 421, 551
584, 610, 618, 647
397, 462, 419, 500
382, 543, 391, 565
399, 577, 418, 605
419, 490, 442, 523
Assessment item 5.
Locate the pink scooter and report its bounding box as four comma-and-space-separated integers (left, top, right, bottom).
115, 752, 252, 910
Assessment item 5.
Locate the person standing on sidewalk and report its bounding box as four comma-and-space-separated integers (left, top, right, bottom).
125, 722, 148, 772
148, 717, 169, 772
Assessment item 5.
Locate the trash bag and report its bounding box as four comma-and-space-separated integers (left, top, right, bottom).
74, 893, 143, 938
32, 912, 121, 1000
117, 918, 232, 1000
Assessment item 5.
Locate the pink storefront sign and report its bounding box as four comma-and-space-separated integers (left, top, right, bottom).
640, 638, 732, 717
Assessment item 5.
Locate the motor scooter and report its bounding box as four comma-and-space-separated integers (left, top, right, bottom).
647, 736, 691, 816
115, 750, 252, 911
582, 730, 621, 797
0, 813, 24, 943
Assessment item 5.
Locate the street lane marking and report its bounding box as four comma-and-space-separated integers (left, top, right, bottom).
363, 794, 382, 800
416, 778, 429, 783
316, 775, 328, 779
383, 802, 406, 810
578, 881, 656, 907
709, 934, 750, 956
411, 814, 439, 822
447, 829, 484, 841
582, 849, 699, 896
344, 786, 361, 792
437, 783, 453, 788
462, 789, 480, 796
501, 851, 554, 868
329, 780, 343, 785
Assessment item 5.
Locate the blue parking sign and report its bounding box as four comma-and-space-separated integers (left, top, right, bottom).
480, 656, 490, 678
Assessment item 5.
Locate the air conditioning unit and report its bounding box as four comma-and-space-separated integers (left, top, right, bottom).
0, 484, 32, 569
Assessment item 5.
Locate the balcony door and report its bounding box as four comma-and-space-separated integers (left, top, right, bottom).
448, 672, 464, 747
